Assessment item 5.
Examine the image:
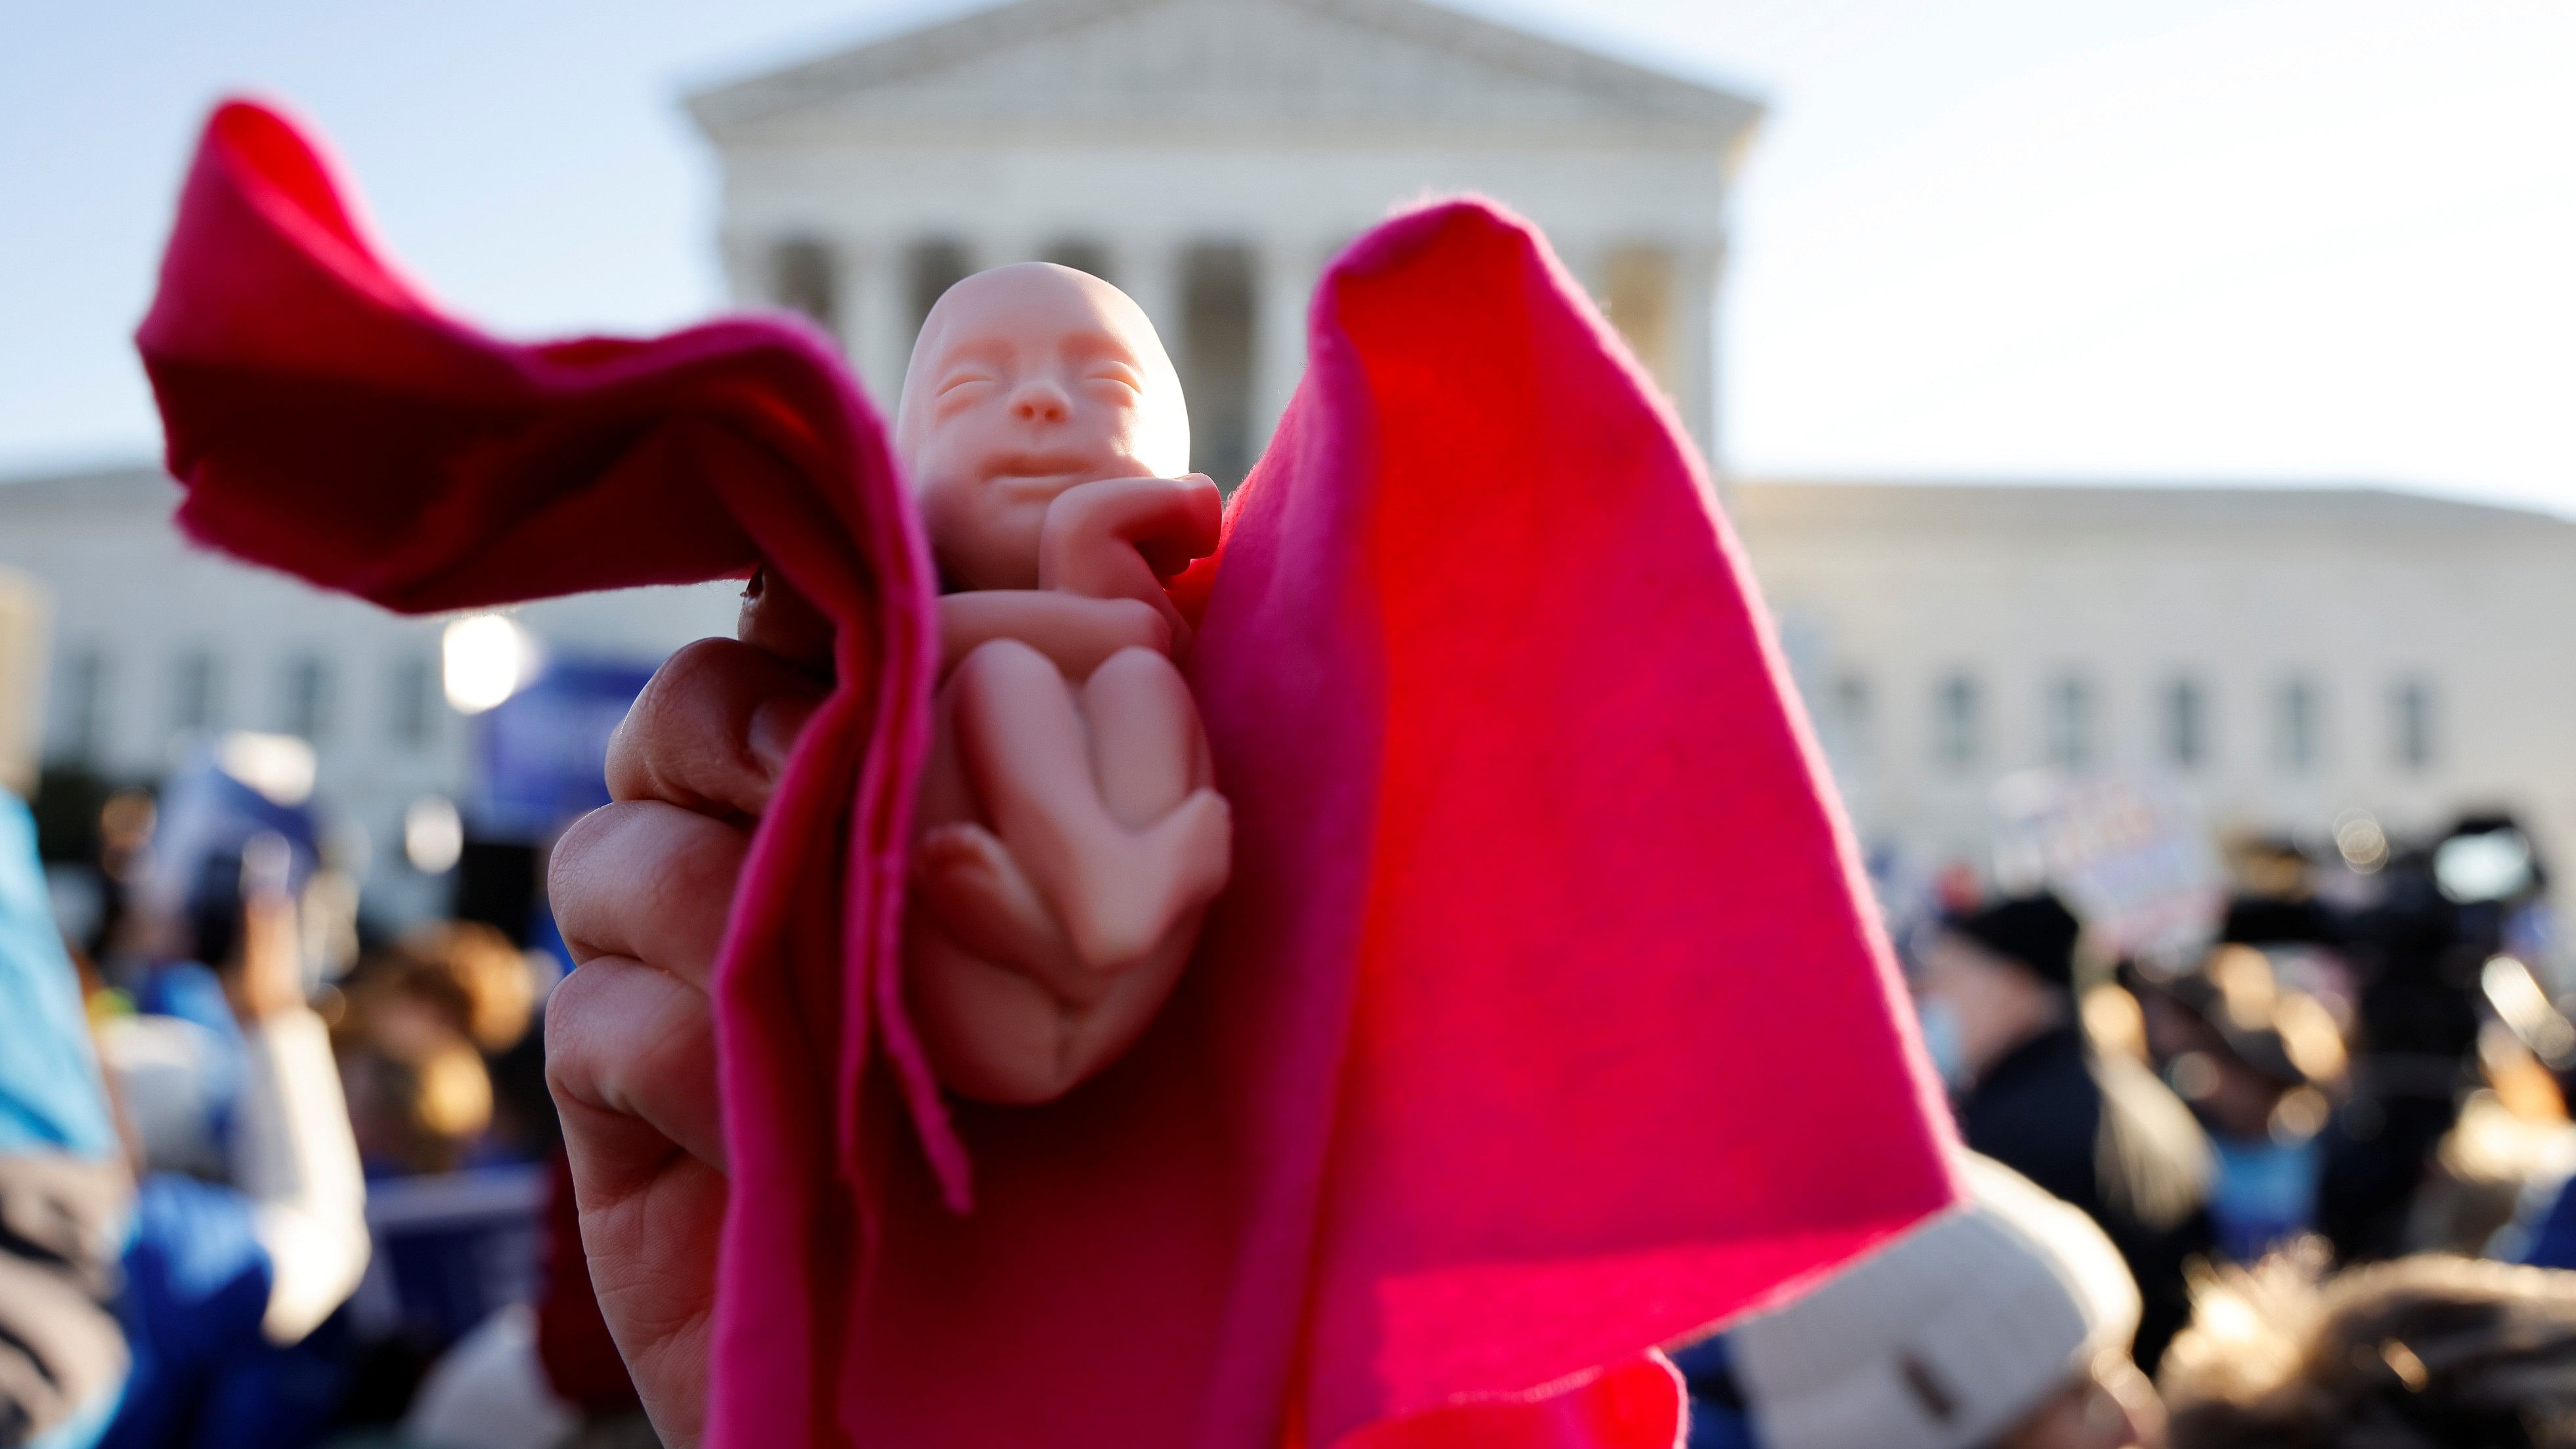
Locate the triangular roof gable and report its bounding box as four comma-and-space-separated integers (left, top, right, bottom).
688, 0, 1762, 145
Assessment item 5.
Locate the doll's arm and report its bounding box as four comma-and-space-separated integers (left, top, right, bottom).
937, 590, 1169, 681
1037, 475, 1221, 650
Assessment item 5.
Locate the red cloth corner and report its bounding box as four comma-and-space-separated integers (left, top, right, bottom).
137, 100, 1958, 1449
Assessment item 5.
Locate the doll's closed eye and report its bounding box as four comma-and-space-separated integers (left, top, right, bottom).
934, 370, 1002, 417
1083, 363, 1143, 397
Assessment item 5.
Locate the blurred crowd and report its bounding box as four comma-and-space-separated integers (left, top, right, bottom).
3, 755, 647, 1449
10, 743, 2576, 1449
1676, 810, 2576, 1448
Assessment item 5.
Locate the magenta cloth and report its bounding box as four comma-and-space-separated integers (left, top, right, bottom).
138, 100, 1959, 1448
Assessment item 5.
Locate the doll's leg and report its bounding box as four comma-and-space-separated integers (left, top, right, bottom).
910, 638, 1212, 989
946, 639, 1231, 975
1082, 645, 1213, 827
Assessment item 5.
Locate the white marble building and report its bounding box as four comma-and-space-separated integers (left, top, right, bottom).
0, 465, 740, 916
687, 0, 1756, 485
1736, 482, 2576, 880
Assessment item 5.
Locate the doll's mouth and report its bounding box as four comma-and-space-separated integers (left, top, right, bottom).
986, 450, 1103, 480
982, 451, 1143, 493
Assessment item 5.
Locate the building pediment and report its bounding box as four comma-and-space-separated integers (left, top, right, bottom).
688, 0, 1761, 148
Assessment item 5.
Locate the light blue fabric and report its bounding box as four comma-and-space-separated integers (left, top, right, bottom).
2209, 1133, 2321, 1263
0, 790, 118, 1159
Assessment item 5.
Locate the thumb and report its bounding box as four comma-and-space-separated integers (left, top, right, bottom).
736, 566, 836, 682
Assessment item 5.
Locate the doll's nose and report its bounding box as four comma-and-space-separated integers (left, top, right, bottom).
1008, 381, 1072, 424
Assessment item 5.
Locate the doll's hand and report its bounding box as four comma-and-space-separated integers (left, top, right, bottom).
1037, 474, 1221, 651
544, 574, 828, 1448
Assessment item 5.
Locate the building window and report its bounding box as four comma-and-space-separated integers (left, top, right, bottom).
2277, 676, 2323, 773
1042, 239, 1113, 282
173, 647, 221, 733
2044, 673, 2094, 770
390, 655, 437, 749
770, 238, 838, 337
52, 646, 109, 764
2393, 678, 2435, 773
2162, 677, 2208, 770
905, 238, 974, 342
1181, 242, 1257, 491
1602, 244, 1677, 389
1831, 672, 1872, 761
1933, 672, 1981, 773
282, 653, 334, 742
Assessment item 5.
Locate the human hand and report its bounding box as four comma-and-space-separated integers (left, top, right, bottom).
544, 572, 828, 1447
223, 834, 307, 1025
225, 897, 304, 1024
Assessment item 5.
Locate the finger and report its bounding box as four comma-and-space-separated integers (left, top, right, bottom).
605, 637, 825, 819
546, 953, 725, 1172
569, 1151, 720, 1449
737, 565, 835, 678
1138, 474, 1224, 576
1041, 475, 1222, 585
549, 801, 747, 987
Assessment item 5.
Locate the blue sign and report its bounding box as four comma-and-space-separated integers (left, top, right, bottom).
471, 658, 655, 840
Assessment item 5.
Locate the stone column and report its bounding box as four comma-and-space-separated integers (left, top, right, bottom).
1253, 240, 1324, 445
1113, 238, 1189, 375
1554, 239, 1609, 317
1682, 236, 1727, 495
843, 239, 913, 406
717, 231, 764, 309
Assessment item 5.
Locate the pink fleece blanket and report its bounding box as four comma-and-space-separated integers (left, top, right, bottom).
138, 100, 1957, 1448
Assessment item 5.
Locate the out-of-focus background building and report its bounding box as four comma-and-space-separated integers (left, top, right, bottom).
1745, 482, 2576, 877
7, 0, 2567, 934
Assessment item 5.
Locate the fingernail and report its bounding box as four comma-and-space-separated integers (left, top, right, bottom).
749, 693, 821, 778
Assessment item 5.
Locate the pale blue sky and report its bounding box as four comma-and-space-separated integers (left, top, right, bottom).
5, 1, 2570, 510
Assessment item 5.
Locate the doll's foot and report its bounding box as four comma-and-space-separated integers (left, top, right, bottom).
913, 822, 1080, 993
1053, 788, 1233, 976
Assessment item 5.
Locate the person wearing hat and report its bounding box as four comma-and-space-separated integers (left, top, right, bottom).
1678, 1152, 2163, 1449
1915, 893, 2214, 1370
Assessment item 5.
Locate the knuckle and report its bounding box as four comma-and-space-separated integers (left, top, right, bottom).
606, 643, 726, 800
547, 808, 619, 924
543, 963, 609, 1089
1105, 599, 1173, 653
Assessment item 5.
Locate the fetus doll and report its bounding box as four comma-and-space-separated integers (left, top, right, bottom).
894, 263, 1233, 1105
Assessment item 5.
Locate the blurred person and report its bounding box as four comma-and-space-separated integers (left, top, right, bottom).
2160, 1248, 2576, 1447
0, 790, 129, 1448
333, 922, 546, 1174
1674, 1152, 2162, 1449
2218, 835, 2339, 953
87, 849, 264, 1182
0, 786, 368, 1449
1917, 892, 2214, 1370
385, 1142, 654, 1449
2152, 947, 2346, 1264
397, 1303, 579, 1449
335, 1014, 494, 1178
2315, 848, 2486, 1262
362, 921, 543, 1058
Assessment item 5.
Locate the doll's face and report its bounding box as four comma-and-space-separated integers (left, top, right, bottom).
896, 263, 1189, 590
